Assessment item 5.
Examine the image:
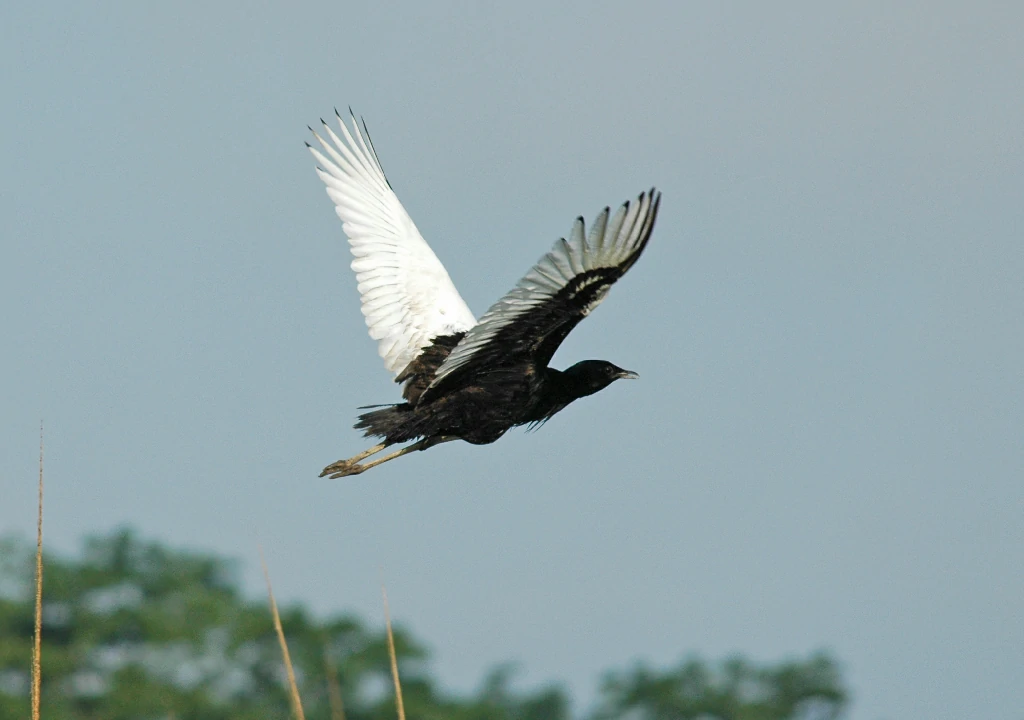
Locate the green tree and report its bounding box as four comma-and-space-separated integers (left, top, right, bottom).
0, 530, 847, 720
591, 653, 846, 720
0, 530, 566, 720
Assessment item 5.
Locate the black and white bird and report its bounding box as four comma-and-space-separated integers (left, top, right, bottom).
308, 111, 661, 477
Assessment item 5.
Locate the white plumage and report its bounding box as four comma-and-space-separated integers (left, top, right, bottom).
308, 111, 476, 374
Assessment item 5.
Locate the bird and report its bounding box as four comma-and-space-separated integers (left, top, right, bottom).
307, 110, 661, 478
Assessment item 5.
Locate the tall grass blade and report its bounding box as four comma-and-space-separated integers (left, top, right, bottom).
31, 422, 44, 720
260, 547, 306, 720
323, 645, 347, 720
382, 584, 406, 720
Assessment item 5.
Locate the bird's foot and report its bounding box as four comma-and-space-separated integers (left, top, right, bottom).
318, 443, 388, 478
319, 459, 367, 478
318, 437, 457, 479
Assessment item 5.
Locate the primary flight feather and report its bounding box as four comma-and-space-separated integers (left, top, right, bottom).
309, 110, 661, 477
307, 114, 476, 373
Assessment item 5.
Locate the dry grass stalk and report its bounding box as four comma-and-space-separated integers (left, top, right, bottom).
323, 645, 347, 720
382, 585, 406, 720
260, 548, 306, 720
31, 423, 44, 720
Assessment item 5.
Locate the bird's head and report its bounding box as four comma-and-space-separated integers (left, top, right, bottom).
563, 360, 638, 397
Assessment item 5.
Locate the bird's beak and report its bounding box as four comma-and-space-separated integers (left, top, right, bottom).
618, 370, 639, 380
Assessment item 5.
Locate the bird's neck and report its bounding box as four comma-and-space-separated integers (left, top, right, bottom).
521, 367, 600, 427
543, 367, 600, 402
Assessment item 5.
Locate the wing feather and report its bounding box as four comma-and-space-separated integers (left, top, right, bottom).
422, 189, 661, 401
309, 111, 476, 374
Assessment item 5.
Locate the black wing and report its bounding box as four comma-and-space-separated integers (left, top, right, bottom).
420, 189, 661, 402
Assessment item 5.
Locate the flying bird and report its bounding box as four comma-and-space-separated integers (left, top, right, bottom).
308, 110, 661, 477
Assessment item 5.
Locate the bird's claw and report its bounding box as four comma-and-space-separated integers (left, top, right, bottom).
319, 460, 366, 478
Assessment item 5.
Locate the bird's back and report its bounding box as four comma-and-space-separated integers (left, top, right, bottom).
394, 332, 465, 405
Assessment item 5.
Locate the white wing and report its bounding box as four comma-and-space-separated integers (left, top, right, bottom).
308, 111, 476, 374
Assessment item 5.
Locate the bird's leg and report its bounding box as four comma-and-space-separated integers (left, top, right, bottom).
327, 443, 421, 477
418, 435, 457, 451
320, 436, 458, 479
319, 443, 387, 478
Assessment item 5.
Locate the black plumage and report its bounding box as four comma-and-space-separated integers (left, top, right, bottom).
309, 111, 661, 477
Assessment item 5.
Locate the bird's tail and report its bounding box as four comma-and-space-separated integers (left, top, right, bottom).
354, 403, 423, 444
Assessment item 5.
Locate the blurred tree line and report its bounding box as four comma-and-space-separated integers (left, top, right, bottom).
0, 530, 847, 719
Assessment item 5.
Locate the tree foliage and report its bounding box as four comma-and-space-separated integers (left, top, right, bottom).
592, 653, 846, 720
0, 530, 847, 719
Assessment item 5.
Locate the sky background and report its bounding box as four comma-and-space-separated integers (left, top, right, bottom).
2, 2, 1022, 719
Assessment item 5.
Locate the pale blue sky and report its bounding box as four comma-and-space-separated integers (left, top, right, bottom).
2, 2, 1022, 719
